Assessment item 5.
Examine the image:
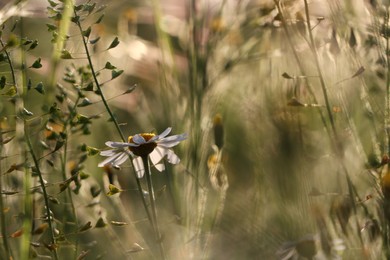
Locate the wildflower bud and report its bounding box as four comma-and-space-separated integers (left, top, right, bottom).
213, 114, 224, 149
382, 172, 390, 199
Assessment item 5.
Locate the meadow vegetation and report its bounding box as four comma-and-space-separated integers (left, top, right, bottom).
0, 0, 390, 259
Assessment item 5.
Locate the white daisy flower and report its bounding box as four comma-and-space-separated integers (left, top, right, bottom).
98, 127, 187, 178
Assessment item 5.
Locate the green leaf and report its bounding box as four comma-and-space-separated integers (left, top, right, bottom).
87, 186, 99, 199
48, 0, 58, 7
80, 171, 89, 180
89, 37, 100, 44
82, 82, 94, 91
82, 26, 91, 38
77, 114, 91, 124
86, 146, 99, 156
77, 98, 92, 107
54, 140, 65, 152
6, 34, 18, 48
106, 184, 122, 196
80, 144, 88, 152
34, 82, 45, 94
27, 40, 38, 51
111, 69, 123, 80
22, 39, 33, 45
0, 76, 6, 90
84, 3, 96, 14
123, 84, 137, 94
282, 72, 294, 79
78, 221, 92, 232
60, 49, 73, 59
59, 182, 70, 193
95, 14, 104, 24
71, 15, 80, 24
104, 62, 116, 70
46, 24, 57, 32
30, 58, 42, 69
2, 86, 16, 96
95, 217, 106, 228
107, 37, 119, 50
74, 4, 83, 11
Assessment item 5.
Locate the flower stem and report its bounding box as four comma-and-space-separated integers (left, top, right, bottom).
73, 9, 153, 227
142, 156, 166, 260
25, 128, 58, 260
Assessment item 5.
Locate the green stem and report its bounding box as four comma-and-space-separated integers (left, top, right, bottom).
60, 96, 80, 259
0, 146, 11, 259
386, 10, 390, 156
142, 155, 166, 260
73, 10, 153, 227
0, 37, 15, 260
25, 129, 58, 260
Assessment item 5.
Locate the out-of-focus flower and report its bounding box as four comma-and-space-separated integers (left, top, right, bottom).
98, 127, 187, 178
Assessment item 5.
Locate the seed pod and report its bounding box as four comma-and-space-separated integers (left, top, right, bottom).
382, 172, 390, 199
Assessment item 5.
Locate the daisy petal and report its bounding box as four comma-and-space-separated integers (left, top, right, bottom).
157, 134, 187, 148
113, 152, 129, 166
100, 149, 118, 156
133, 157, 145, 178
166, 149, 180, 164
132, 134, 146, 144
149, 146, 167, 166
98, 152, 125, 167
158, 127, 172, 139
154, 163, 165, 172
105, 141, 132, 148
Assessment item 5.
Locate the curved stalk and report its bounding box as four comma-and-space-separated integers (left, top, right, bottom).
142, 155, 166, 260
25, 129, 58, 260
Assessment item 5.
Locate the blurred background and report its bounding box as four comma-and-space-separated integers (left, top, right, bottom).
0, 0, 389, 259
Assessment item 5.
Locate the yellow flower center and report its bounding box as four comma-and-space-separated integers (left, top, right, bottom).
128, 133, 157, 157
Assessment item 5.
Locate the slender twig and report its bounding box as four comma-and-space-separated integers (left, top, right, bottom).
142, 155, 166, 260
302, 0, 338, 143
72, 10, 153, 227
25, 129, 58, 260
